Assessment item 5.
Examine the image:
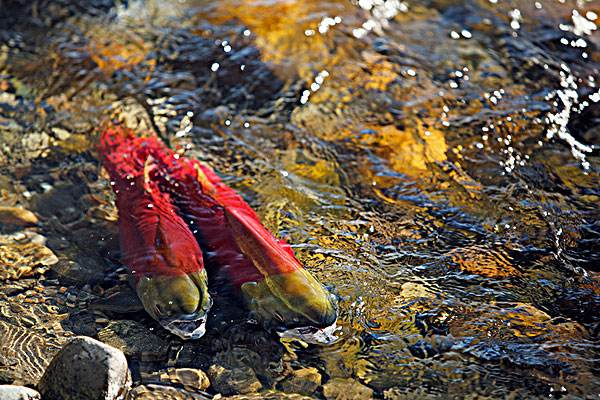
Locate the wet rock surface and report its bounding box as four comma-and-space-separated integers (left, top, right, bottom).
0, 385, 41, 400
222, 392, 315, 400
0, 206, 38, 227
0, 232, 58, 281
38, 336, 131, 400
277, 367, 321, 396
322, 378, 374, 400
128, 384, 209, 400
154, 368, 211, 392
207, 364, 262, 396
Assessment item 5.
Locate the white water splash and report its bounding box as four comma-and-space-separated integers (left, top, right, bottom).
544, 65, 593, 171
278, 321, 341, 345
352, 0, 408, 39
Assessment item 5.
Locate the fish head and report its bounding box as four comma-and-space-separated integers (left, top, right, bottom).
130, 200, 212, 340
136, 269, 212, 339
241, 268, 337, 331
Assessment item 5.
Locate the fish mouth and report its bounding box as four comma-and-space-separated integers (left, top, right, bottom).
241, 271, 338, 334
277, 321, 341, 345
136, 270, 212, 339
159, 296, 213, 340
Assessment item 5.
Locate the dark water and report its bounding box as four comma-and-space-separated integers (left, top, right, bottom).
0, 0, 599, 398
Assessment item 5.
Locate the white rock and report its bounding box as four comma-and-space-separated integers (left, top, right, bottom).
0, 385, 41, 400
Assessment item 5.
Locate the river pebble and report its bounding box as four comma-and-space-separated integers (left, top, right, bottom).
323, 378, 374, 400
207, 364, 262, 396
157, 368, 211, 392
0, 385, 41, 400
277, 367, 321, 395
0, 206, 38, 226
38, 336, 131, 400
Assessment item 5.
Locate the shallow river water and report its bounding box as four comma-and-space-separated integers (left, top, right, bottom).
0, 0, 599, 398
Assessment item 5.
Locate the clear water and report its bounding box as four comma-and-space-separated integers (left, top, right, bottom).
0, 0, 599, 398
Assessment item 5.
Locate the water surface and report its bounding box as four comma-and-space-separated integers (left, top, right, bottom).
0, 0, 599, 398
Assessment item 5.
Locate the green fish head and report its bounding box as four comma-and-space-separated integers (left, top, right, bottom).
241, 268, 337, 331
136, 269, 212, 339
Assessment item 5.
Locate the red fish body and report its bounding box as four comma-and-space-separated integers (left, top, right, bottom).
133, 135, 338, 331
98, 127, 211, 339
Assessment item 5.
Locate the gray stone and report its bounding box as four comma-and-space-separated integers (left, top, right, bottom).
207, 364, 262, 396
323, 378, 373, 400
38, 336, 131, 400
0, 385, 41, 400
278, 367, 321, 395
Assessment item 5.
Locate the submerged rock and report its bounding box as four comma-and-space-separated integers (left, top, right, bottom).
277, 367, 321, 395
97, 320, 170, 361
128, 384, 208, 400
156, 368, 211, 392
223, 392, 314, 399
0, 232, 58, 281
323, 378, 373, 400
38, 336, 131, 400
0, 206, 38, 227
0, 385, 41, 400
207, 364, 262, 396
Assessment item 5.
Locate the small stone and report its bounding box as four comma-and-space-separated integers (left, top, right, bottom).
158, 368, 210, 391
38, 336, 131, 400
278, 367, 321, 395
0, 207, 38, 226
97, 320, 169, 361
0, 385, 41, 400
51, 127, 71, 141
207, 364, 262, 396
323, 378, 373, 400
128, 384, 206, 399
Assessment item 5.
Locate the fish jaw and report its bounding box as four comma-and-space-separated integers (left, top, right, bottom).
135, 270, 212, 339
241, 268, 338, 331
